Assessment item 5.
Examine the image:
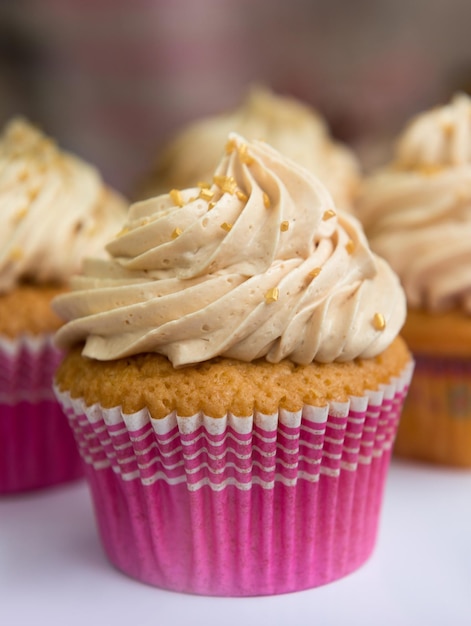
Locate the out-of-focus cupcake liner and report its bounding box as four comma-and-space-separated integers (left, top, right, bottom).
0, 335, 83, 494
394, 354, 471, 467
55, 361, 413, 596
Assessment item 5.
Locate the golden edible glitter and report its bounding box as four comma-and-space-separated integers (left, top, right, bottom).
236, 190, 248, 203
220, 222, 233, 232
263, 192, 271, 208
264, 287, 279, 303
280, 221, 289, 232
199, 188, 214, 201
308, 267, 322, 279
373, 312, 386, 331
14, 207, 28, 221
442, 120, 455, 137
197, 181, 211, 189
213, 175, 237, 195
170, 189, 184, 207
171, 227, 183, 239
9, 247, 23, 261
225, 138, 237, 154
238, 143, 254, 165
345, 240, 355, 254
322, 209, 336, 221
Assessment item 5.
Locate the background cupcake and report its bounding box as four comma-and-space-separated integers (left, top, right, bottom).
53, 133, 412, 596
0, 117, 127, 493
356, 93, 471, 467
136, 86, 360, 212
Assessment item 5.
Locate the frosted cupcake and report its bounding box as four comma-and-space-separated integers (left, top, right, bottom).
357, 93, 471, 467
53, 133, 412, 595
137, 86, 360, 211
0, 118, 127, 493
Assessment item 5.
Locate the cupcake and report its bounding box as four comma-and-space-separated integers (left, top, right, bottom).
53, 133, 412, 596
0, 118, 127, 493
137, 85, 360, 211
356, 93, 471, 467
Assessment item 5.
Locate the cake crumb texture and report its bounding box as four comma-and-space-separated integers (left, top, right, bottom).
0, 284, 67, 337
56, 336, 411, 419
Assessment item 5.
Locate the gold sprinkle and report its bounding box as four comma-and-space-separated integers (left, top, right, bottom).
345, 240, 355, 254
208, 201, 216, 211
263, 192, 271, 208
171, 227, 183, 239
442, 120, 455, 136
9, 247, 23, 261
220, 222, 233, 232
280, 221, 289, 232
197, 181, 211, 189
170, 189, 184, 207
238, 143, 254, 165
213, 175, 237, 195
264, 287, 279, 303
225, 138, 237, 154
308, 267, 321, 279
28, 188, 39, 201
323, 209, 336, 221
236, 190, 248, 203
418, 164, 442, 177
373, 312, 386, 331
14, 207, 28, 221
199, 188, 214, 201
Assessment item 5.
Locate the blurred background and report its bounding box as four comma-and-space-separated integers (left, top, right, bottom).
1, 0, 471, 195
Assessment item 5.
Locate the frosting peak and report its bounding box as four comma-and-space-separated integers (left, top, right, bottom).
139, 86, 359, 211
54, 134, 405, 367
0, 118, 127, 293
357, 94, 471, 313
396, 93, 471, 169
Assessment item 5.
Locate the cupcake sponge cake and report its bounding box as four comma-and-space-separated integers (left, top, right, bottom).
357, 93, 471, 466
0, 117, 127, 493
54, 134, 412, 595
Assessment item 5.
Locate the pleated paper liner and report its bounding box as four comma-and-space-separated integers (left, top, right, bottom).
0, 335, 83, 494
55, 360, 413, 596
394, 354, 471, 467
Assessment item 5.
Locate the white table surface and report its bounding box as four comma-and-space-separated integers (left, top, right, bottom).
1, 459, 470, 626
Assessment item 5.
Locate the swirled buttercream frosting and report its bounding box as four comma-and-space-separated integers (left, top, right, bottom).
357, 93, 471, 313
0, 118, 127, 293
54, 134, 405, 366
138, 86, 359, 211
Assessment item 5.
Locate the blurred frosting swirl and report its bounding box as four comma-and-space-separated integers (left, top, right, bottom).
357, 93, 471, 313
138, 86, 360, 211
54, 133, 405, 367
0, 118, 127, 293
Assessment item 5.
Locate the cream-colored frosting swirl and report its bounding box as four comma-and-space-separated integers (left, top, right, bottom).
357, 93, 471, 313
54, 134, 405, 367
0, 118, 128, 293
139, 86, 360, 211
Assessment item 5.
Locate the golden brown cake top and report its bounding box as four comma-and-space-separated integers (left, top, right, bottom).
0, 284, 66, 337
55, 336, 411, 419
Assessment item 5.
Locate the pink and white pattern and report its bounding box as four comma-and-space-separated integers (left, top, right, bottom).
0, 335, 83, 494
55, 361, 413, 596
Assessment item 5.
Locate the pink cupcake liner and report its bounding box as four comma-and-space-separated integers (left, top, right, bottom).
0, 335, 83, 494
55, 361, 413, 596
